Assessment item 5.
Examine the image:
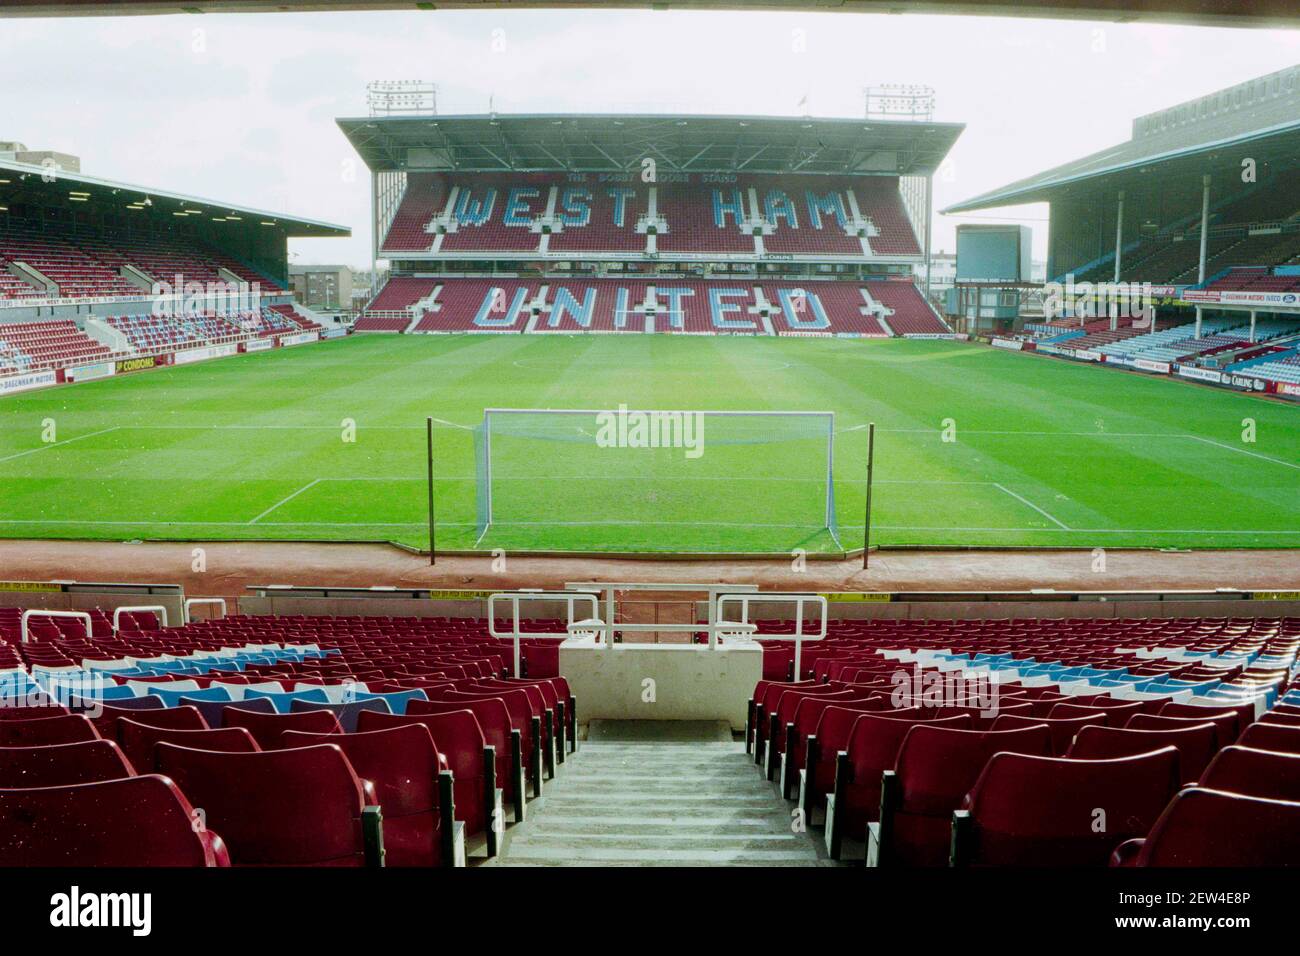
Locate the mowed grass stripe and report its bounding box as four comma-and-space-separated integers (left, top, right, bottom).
0, 334, 1296, 552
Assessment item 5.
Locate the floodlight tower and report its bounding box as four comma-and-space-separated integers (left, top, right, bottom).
366, 80, 439, 117
865, 85, 938, 300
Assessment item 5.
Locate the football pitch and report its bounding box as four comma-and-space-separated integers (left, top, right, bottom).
1, 333, 1297, 555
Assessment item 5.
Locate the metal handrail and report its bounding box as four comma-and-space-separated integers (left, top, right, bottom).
20, 610, 92, 644
488, 590, 602, 677
112, 604, 169, 632
183, 598, 227, 624
715, 592, 827, 678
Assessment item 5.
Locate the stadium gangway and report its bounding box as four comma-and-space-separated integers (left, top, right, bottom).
715, 592, 827, 678
563, 581, 760, 650
20, 609, 92, 644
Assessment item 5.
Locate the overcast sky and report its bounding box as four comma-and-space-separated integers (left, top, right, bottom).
2, 9, 1298, 266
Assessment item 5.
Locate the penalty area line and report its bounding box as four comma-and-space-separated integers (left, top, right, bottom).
993, 483, 1071, 530
0, 426, 122, 464
248, 479, 323, 524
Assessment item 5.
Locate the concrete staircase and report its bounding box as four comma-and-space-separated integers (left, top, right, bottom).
491, 721, 834, 867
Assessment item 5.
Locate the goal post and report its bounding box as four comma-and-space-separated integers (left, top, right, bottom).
473, 407, 839, 552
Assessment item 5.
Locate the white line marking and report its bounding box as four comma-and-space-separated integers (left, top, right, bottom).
0, 426, 121, 464
1185, 436, 1300, 472
993, 483, 1071, 530
430, 417, 472, 431
248, 479, 322, 524
42, 425, 1300, 474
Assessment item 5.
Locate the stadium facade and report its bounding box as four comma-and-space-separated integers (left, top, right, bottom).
0, 153, 349, 395
339, 112, 963, 337
946, 64, 1300, 399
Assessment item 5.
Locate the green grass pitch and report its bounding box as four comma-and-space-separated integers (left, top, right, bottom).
1, 334, 1297, 554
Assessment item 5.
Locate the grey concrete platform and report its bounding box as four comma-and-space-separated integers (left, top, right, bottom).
490, 722, 838, 867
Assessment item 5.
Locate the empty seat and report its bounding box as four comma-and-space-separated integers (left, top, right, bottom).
155, 743, 382, 867
783, 694, 882, 800
799, 702, 898, 825
70, 695, 163, 724
242, 688, 331, 713
1159, 700, 1253, 740
283, 724, 457, 867
1067, 722, 1218, 784
222, 706, 342, 749
93, 702, 204, 739
823, 711, 973, 859
0, 740, 135, 788
1240, 722, 1300, 754
117, 719, 259, 771
990, 712, 1106, 756
1198, 745, 1300, 802
147, 685, 233, 709
0, 703, 70, 721
1113, 787, 1300, 867
414, 693, 530, 812
289, 697, 391, 734
1259, 711, 1300, 728
1048, 701, 1143, 727
352, 688, 429, 716
358, 708, 502, 857
872, 723, 1053, 867
952, 748, 1181, 866
0, 714, 100, 748
179, 694, 275, 728
1126, 710, 1238, 746
0, 775, 230, 866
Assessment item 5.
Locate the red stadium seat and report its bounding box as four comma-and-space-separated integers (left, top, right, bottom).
94, 702, 203, 739
0, 714, 100, 747
1240, 722, 1300, 754
748, 680, 818, 756
782, 693, 881, 799
358, 708, 503, 857
1197, 745, 1300, 802
1159, 700, 1253, 741
1048, 700, 1144, 727
155, 743, 382, 867
1259, 710, 1300, 728
0, 739, 136, 788
798, 701, 904, 824
288, 697, 391, 733
1066, 722, 1218, 784
1126, 710, 1238, 746
0, 775, 230, 866
1112, 787, 1300, 867
870, 723, 1053, 867
411, 695, 528, 819
823, 711, 973, 859
221, 706, 342, 749
953, 748, 1181, 866
0, 703, 70, 721
990, 712, 1107, 755
283, 724, 460, 867
117, 719, 259, 771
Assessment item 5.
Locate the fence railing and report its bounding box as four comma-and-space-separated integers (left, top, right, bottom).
488, 590, 602, 677
715, 592, 827, 677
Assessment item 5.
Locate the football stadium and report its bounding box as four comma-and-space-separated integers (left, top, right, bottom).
1, 0, 1299, 921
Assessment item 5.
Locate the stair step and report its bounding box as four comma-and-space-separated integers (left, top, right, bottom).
495, 731, 835, 867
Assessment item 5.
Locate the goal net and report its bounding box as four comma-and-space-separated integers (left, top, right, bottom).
472, 407, 839, 552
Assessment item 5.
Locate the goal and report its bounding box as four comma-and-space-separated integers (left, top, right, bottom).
472, 407, 839, 552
